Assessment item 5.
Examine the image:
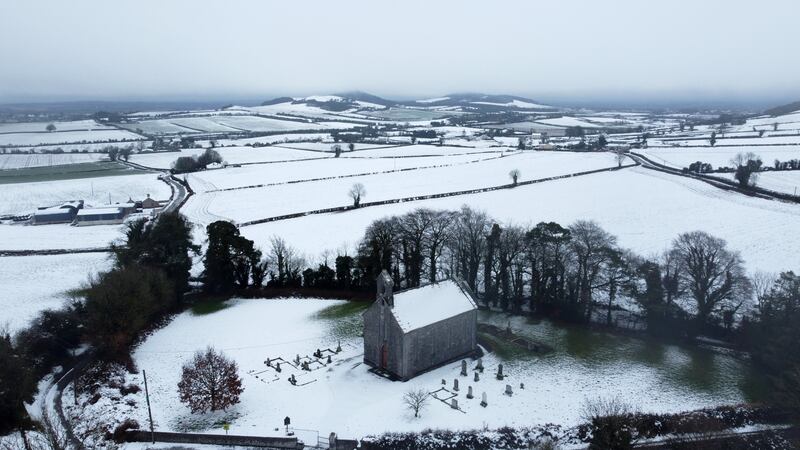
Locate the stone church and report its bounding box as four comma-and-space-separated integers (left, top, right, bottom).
362, 270, 478, 381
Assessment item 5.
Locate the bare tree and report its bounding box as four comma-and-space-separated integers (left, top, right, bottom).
178, 347, 243, 414
669, 231, 751, 332
332, 144, 342, 158
45, 123, 56, 132
570, 220, 618, 319
509, 169, 520, 186
424, 210, 456, 282
751, 271, 777, 311
403, 389, 430, 418
448, 206, 489, 291
581, 396, 638, 449
349, 183, 366, 207
348, 142, 355, 152
731, 152, 762, 188
614, 149, 626, 167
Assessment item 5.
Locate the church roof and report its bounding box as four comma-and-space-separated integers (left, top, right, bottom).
391, 279, 477, 333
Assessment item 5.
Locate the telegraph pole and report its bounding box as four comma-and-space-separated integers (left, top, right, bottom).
143, 370, 155, 443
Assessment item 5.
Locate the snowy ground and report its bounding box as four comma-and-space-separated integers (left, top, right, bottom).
181, 151, 622, 225
0, 129, 144, 147
0, 253, 111, 333
0, 119, 113, 133
74, 298, 750, 441
640, 145, 800, 169
240, 167, 800, 274
130, 146, 328, 169
0, 152, 109, 169
719, 170, 800, 195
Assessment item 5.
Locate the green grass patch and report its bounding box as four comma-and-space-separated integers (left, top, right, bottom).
190, 299, 230, 316
478, 331, 530, 361
313, 301, 369, 320
0, 161, 141, 184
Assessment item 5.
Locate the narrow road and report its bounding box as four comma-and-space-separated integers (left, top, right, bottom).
628, 151, 800, 203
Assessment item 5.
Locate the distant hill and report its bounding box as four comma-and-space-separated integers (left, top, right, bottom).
413, 93, 555, 110
335, 91, 397, 107
261, 96, 294, 106
764, 100, 800, 117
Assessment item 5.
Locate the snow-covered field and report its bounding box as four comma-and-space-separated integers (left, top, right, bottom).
719, 170, 800, 195
123, 115, 362, 136
130, 146, 328, 169
240, 167, 800, 274
181, 151, 622, 225
0, 129, 144, 147
0, 253, 111, 333
0, 223, 128, 251
0, 152, 108, 169
97, 298, 748, 439
640, 145, 800, 169
0, 120, 112, 133
0, 172, 170, 216
187, 153, 502, 192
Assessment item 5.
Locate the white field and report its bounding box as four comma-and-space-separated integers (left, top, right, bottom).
104, 298, 746, 439
240, 167, 800, 274
181, 151, 622, 225
640, 145, 800, 169
0, 152, 108, 169
188, 153, 501, 191
272, 142, 392, 152
719, 171, 800, 195
125, 115, 362, 135
0, 253, 111, 333
535, 117, 602, 129
0, 129, 144, 147
215, 133, 330, 147
0, 172, 171, 216
130, 147, 327, 170
338, 144, 509, 158
0, 223, 127, 251
0, 120, 112, 133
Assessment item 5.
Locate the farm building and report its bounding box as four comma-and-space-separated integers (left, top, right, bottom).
363, 271, 478, 381
74, 205, 131, 226
31, 201, 83, 225
138, 194, 161, 209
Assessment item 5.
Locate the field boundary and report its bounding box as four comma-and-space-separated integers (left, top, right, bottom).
238, 162, 638, 227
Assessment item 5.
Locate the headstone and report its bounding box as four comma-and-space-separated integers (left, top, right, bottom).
289, 374, 297, 385
480, 392, 488, 407
450, 398, 459, 409
467, 386, 474, 399
505, 384, 513, 396
476, 358, 484, 373
506, 320, 512, 333
460, 360, 468, 376
496, 364, 504, 380
474, 372, 480, 382
336, 341, 342, 353
266, 358, 271, 366
275, 362, 282, 372
295, 354, 300, 364
453, 379, 459, 391
520, 382, 525, 390
327, 355, 332, 364
442, 379, 446, 385
329, 433, 337, 447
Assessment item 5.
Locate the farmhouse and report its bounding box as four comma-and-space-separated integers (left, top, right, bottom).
363, 271, 478, 381
31, 200, 84, 225
74, 205, 131, 226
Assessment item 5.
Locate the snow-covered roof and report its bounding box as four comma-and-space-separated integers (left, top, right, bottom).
77, 207, 124, 216
390, 280, 477, 333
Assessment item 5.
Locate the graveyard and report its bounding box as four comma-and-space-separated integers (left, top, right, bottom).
64, 297, 750, 443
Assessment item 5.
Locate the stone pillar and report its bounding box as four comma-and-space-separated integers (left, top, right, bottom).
451, 398, 459, 409
480, 392, 487, 407
467, 386, 474, 399
505, 384, 513, 396
476, 358, 484, 372
474, 372, 480, 382
460, 359, 467, 376
453, 379, 459, 391
496, 363, 504, 380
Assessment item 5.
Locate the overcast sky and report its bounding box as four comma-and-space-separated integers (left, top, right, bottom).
1, 0, 798, 105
